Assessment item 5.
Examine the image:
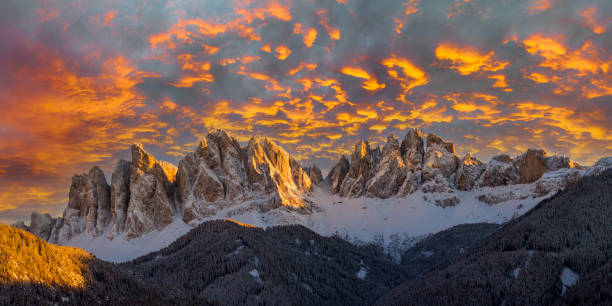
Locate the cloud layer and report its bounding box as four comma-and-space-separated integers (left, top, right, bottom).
0, 0, 611, 223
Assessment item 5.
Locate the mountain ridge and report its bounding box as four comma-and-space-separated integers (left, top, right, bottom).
14, 128, 612, 262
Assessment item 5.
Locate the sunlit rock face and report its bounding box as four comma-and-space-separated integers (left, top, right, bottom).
513, 149, 549, 184
124, 144, 178, 238
422, 134, 460, 182
32, 130, 316, 240
246, 137, 312, 211
176, 132, 313, 223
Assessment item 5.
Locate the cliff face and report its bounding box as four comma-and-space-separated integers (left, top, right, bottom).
19, 127, 610, 244
41, 129, 318, 241
327, 128, 587, 205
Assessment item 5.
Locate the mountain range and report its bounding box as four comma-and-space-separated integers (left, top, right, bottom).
14, 128, 612, 262
3, 126, 612, 304
4, 168, 612, 304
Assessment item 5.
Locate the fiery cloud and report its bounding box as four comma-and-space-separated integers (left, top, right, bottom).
435, 43, 509, 75
0, 0, 611, 224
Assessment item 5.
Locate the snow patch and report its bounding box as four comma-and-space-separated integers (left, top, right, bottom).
356, 267, 367, 280
513, 268, 520, 279
560, 267, 579, 296
421, 250, 434, 257
250, 269, 263, 285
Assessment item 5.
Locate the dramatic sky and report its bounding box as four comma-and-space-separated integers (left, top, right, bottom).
0, 0, 611, 224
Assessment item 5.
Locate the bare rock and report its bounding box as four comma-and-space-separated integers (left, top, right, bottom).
125, 144, 177, 238
304, 165, 323, 186
109, 160, 131, 236
514, 149, 549, 183
366, 135, 407, 198
89, 166, 111, 234
48, 217, 63, 243
400, 128, 425, 171
246, 137, 311, 211
435, 196, 461, 208
479, 155, 519, 187
476, 191, 528, 205
454, 153, 486, 191
531, 168, 581, 197
29, 212, 56, 241
545, 155, 576, 171
327, 156, 350, 194
12, 221, 29, 231
206, 130, 250, 202
422, 134, 460, 181
177, 139, 226, 223
339, 141, 378, 197
59, 166, 111, 241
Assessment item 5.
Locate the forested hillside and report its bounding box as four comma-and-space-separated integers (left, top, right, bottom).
377, 168, 612, 305
123, 219, 408, 305
0, 225, 205, 305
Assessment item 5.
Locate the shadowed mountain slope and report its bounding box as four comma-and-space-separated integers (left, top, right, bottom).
377, 168, 612, 306
122, 219, 408, 306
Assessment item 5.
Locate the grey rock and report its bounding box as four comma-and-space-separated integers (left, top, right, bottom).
327, 156, 350, 194
29, 212, 56, 241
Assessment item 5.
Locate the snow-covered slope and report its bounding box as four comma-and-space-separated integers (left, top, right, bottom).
65, 166, 602, 263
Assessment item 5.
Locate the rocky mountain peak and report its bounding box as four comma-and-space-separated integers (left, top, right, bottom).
513, 148, 548, 183
30, 130, 318, 241
131, 143, 156, 172
425, 133, 456, 154
304, 164, 323, 186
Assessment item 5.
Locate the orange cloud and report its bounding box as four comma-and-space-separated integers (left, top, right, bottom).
581, 6, 606, 34
522, 34, 612, 97
435, 43, 509, 75
381, 55, 429, 94
103, 11, 116, 27
318, 9, 341, 40
341, 66, 386, 92
527, 0, 552, 15
488, 74, 511, 91
275, 45, 292, 60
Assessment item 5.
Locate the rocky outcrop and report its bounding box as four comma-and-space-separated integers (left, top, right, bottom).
454, 153, 486, 191
398, 128, 425, 195
478, 154, 519, 187
124, 144, 178, 238
174, 131, 313, 223
327, 156, 350, 193
304, 165, 323, 186
513, 149, 549, 183
366, 135, 407, 198
57, 166, 111, 242
109, 160, 130, 236
29, 212, 56, 241
338, 141, 379, 197
326, 129, 593, 205
31, 129, 318, 241
21, 128, 611, 245
244, 137, 311, 211
422, 134, 460, 181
